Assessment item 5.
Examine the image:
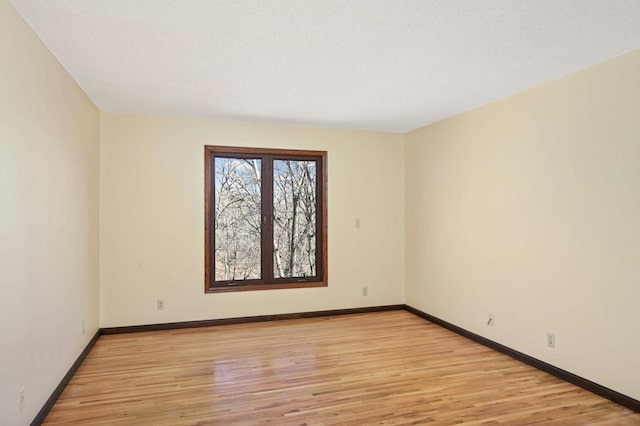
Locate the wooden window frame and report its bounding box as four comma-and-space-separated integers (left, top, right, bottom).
204, 145, 328, 293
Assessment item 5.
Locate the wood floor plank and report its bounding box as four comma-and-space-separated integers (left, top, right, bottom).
43, 311, 639, 425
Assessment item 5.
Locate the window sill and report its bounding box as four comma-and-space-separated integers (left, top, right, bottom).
206, 281, 327, 293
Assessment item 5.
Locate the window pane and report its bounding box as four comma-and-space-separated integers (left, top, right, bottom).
273, 159, 317, 278
214, 157, 262, 281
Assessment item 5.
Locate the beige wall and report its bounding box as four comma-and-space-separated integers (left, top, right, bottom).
0, 1, 100, 424
99, 113, 405, 327
405, 49, 640, 400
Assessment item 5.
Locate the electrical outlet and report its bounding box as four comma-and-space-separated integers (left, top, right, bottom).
362, 286, 368, 296
157, 299, 165, 310
547, 332, 555, 348
486, 313, 495, 327
18, 388, 24, 412
82, 320, 86, 335
355, 218, 361, 228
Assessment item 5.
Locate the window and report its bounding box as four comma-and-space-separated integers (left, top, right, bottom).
205, 146, 327, 292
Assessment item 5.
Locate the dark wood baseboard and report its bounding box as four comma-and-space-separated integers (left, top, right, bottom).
31, 330, 102, 426
403, 304, 640, 413
101, 304, 405, 335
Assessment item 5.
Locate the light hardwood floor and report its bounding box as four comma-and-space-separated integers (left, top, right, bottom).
44, 311, 639, 425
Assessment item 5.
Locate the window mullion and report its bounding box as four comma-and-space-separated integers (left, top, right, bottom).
262, 156, 274, 282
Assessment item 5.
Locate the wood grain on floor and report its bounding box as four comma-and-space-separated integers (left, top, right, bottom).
43, 311, 640, 425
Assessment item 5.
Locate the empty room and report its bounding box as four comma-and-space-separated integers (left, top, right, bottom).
2, 0, 640, 424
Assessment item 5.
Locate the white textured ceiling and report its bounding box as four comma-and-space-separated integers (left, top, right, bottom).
9, 1, 640, 133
